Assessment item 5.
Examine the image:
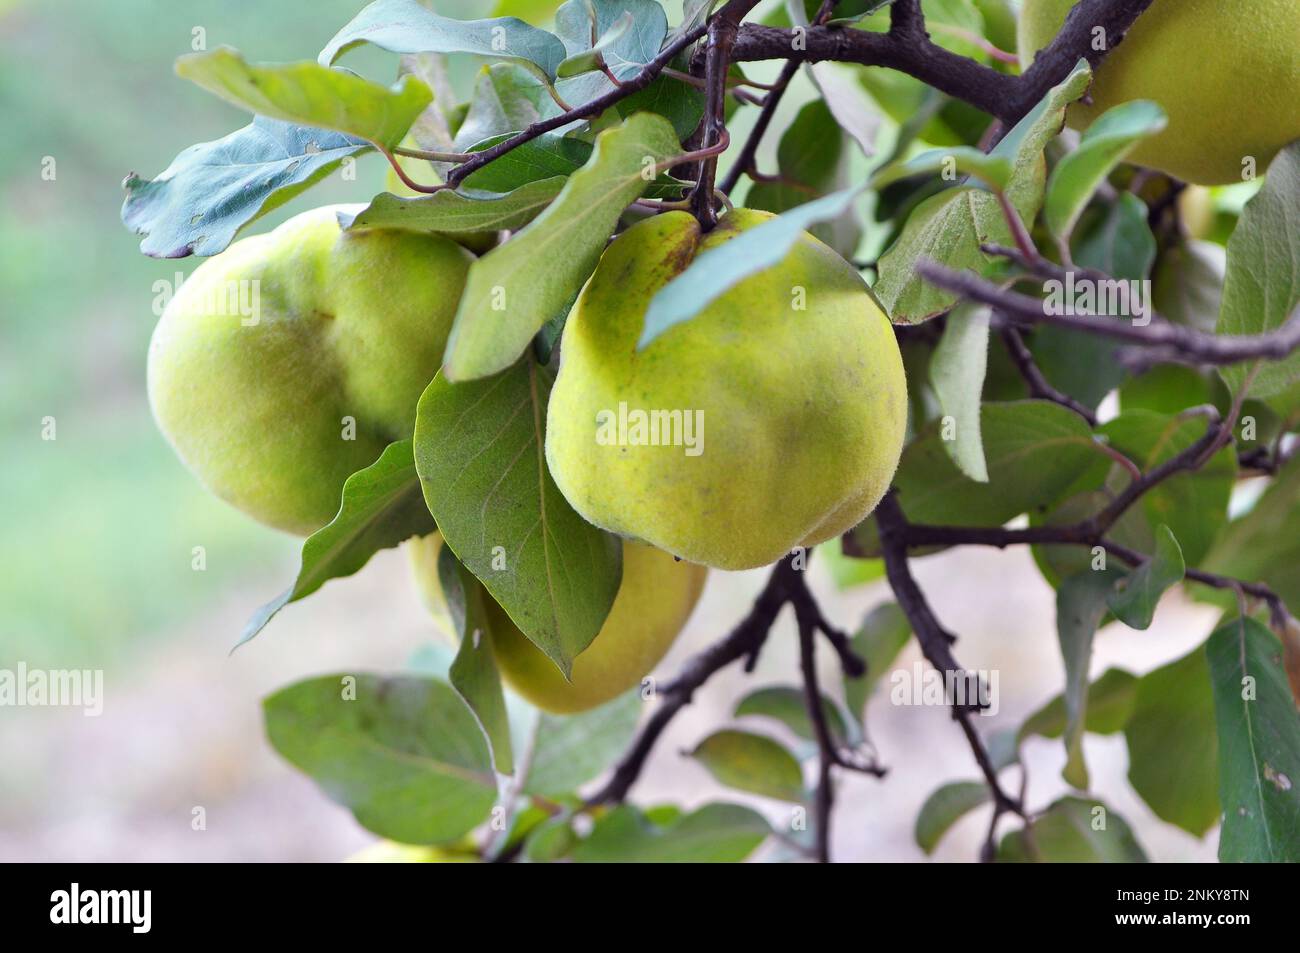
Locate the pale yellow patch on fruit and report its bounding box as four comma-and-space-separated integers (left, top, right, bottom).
544, 208, 907, 571
148, 206, 472, 535
1019, 0, 1300, 185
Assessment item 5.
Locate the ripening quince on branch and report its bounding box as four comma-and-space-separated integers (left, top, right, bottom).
412, 537, 707, 714
545, 208, 908, 571
148, 206, 473, 535
1018, 0, 1300, 185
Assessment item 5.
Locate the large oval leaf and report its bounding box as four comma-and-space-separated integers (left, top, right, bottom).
413, 358, 621, 677
176, 47, 431, 148
445, 112, 681, 380
321, 0, 569, 80
264, 674, 497, 845
122, 117, 369, 259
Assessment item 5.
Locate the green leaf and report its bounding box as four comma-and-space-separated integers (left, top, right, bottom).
869, 146, 1013, 192
493, 0, 567, 18
1208, 617, 1300, 862
689, 730, 805, 803
1124, 643, 1220, 837
1106, 524, 1185, 630
998, 797, 1147, 862
1218, 142, 1300, 398
121, 117, 369, 259
639, 185, 868, 348
398, 52, 460, 156
844, 602, 912, 720
461, 132, 594, 190
523, 691, 642, 796
264, 674, 497, 844
853, 401, 1111, 556
1152, 237, 1226, 335
1019, 667, 1138, 741
1055, 569, 1124, 789
556, 10, 634, 78
1101, 410, 1236, 566
929, 304, 991, 482
806, 61, 882, 159
321, 0, 569, 80
524, 816, 578, 862
1119, 365, 1215, 416
875, 59, 1092, 323
454, 62, 576, 153
734, 686, 849, 745
915, 781, 990, 855
1072, 191, 1157, 281
413, 359, 622, 677
1203, 454, 1300, 615
612, 70, 706, 140
445, 112, 681, 380
239, 441, 434, 648
676, 0, 721, 39
571, 802, 770, 862
339, 179, 565, 234
820, 538, 886, 591
439, 548, 514, 775
176, 47, 431, 148
554, 0, 668, 81
1030, 191, 1158, 409
746, 99, 863, 258
1043, 100, 1167, 240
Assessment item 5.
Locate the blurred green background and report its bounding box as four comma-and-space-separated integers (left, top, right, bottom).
0, 0, 501, 669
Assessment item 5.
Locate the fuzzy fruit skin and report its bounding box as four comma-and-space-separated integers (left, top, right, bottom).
545, 208, 907, 571
412, 537, 706, 714
148, 205, 473, 535
1018, 0, 1300, 185
407, 531, 454, 638
487, 540, 706, 714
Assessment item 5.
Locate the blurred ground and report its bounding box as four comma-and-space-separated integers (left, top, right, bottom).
0, 542, 1223, 862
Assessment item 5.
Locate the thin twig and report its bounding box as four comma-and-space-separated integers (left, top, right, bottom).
686, 1, 758, 227
444, 22, 710, 188
726, 0, 1153, 124
585, 553, 799, 806
794, 603, 835, 863
717, 58, 799, 195
875, 493, 1024, 821
999, 326, 1098, 425
917, 259, 1300, 367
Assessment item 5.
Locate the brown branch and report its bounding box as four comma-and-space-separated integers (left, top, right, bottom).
686, 7, 747, 227
726, 0, 1153, 125
794, 604, 835, 863
585, 552, 798, 807
444, 21, 710, 188
875, 493, 1024, 834
717, 0, 836, 196
717, 57, 799, 195
899, 405, 1224, 553
999, 326, 1098, 426
1012, 0, 1154, 119
586, 546, 872, 809
442, 1, 1152, 195
917, 259, 1300, 367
